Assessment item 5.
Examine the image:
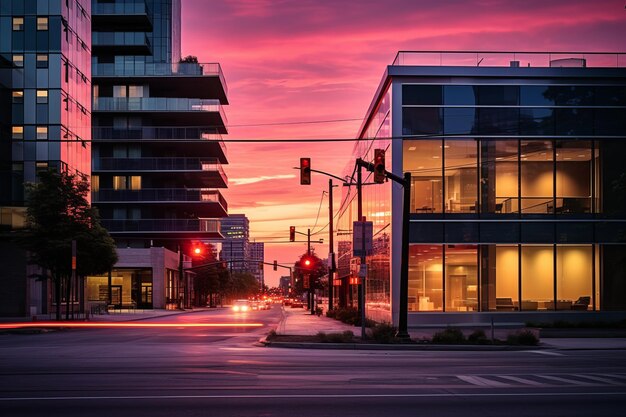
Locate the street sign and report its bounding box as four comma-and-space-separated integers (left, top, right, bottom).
349, 277, 361, 285
352, 220, 373, 257
333, 279, 342, 286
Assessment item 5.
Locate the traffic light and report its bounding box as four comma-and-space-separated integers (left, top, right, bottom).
289, 226, 295, 242
373, 149, 385, 184
302, 256, 313, 269
191, 243, 204, 258
300, 157, 311, 185
273, 260, 278, 271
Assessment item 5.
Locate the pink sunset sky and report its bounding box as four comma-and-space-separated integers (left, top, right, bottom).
181, 0, 626, 286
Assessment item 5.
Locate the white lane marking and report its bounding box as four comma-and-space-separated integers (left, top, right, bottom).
527, 350, 564, 356
535, 375, 592, 386
457, 375, 510, 387
498, 375, 544, 386
1, 392, 625, 401
573, 374, 624, 385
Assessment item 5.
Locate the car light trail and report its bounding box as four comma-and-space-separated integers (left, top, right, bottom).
0, 322, 264, 330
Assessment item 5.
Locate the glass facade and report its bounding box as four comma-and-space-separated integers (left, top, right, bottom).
86, 268, 153, 308
400, 81, 626, 313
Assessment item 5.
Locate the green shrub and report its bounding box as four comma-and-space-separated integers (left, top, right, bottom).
506, 329, 539, 346
467, 329, 489, 344
325, 309, 337, 319
335, 307, 360, 325
432, 327, 465, 344
371, 323, 399, 344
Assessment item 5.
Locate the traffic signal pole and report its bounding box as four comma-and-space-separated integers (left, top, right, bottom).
328, 178, 334, 312
356, 160, 366, 339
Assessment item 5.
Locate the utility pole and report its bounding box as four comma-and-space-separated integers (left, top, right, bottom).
328, 178, 334, 311
178, 244, 184, 310
356, 160, 366, 339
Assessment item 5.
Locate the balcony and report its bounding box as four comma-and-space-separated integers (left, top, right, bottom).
100, 218, 223, 238
92, 62, 228, 102
92, 127, 227, 162
392, 51, 626, 68
93, 98, 227, 131
92, 1, 152, 31
92, 32, 151, 55
93, 157, 228, 187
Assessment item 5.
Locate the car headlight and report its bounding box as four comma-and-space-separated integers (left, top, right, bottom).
241, 306, 248, 312
233, 306, 240, 312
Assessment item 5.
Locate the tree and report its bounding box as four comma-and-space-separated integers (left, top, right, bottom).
21, 170, 117, 320
224, 272, 259, 300
180, 55, 198, 63
292, 251, 325, 294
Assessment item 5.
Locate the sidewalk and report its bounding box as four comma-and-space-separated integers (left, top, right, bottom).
276, 306, 358, 336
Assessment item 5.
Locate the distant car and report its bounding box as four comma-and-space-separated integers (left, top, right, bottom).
232, 299, 250, 312
283, 299, 292, 306
250, 301, 260, 311
291, 300, 304, 308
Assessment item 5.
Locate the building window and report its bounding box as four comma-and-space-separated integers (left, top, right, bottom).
37, 17, 49, 31
13, 55, 24, 67
408, 245, 443, 311
12, 91, 24, 103
556, 245, 593, 311
12, 126, 24, 140
521, 245, 554, 311
113, 176, 127, 190
404, 140, 443, 213
36, 127, 48, 140
12, 17, 24, 31
129, 176, 141, 190
444, 140, 478, 213
481, 139, 519, 214
36, 90, 48, 104
92, 175, 99, 192
402, 107, 443, 135
445, 245, 478, 312
37, 55, 49, 69
520, 140, 554, 213
556, 140, 592, 214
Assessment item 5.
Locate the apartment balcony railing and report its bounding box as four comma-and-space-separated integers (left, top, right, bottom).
93, 157, 227, 181
93, 1, 150, 16
94, 188, 227, 209
392, 51, 626, 68
92, 62, 228, 97
101, 218, 221, 233
93, 98, 227, 123
92, 32, 151, 52
92, 127, 227, 157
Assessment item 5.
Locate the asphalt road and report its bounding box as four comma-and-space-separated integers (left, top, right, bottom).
1, 306, 626, 416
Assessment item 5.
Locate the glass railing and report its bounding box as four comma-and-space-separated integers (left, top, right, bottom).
93, 98, 227, 122
101, 218, 221, 233
92, 62, 227, 95
92, 127, 227, 155
93, 1, 150, 16
92, 32, 151, 49
94, 188, 227, 209
93, 157, 227, 182
392, 51, 626, 68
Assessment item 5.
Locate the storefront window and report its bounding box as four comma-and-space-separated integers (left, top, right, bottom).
445, 245, 478, 311
408, 245, 443, 311
521, 246, 554, 311
556, 245, 592, 311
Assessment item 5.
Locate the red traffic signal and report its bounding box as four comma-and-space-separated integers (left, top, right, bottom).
302, 257, 313, 269
289, 226, 295, 242
273, 260, 278, 271
300, 158, 311, 185
373, 149, 385, 184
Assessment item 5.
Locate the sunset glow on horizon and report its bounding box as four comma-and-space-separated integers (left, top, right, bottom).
181, 0, 626, 285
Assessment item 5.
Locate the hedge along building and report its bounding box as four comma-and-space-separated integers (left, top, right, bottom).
336, 51, 626, 326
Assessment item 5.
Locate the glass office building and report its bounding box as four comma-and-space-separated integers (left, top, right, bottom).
0, 0, 92, 316
339, 52, 626, 325
89, 0, 229, 309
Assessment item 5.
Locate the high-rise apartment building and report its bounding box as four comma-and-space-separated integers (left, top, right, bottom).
87, 0, 228, 309
0, 0, 92, 316
339, 51, 626, 325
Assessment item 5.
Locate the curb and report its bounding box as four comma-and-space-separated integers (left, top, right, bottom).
260, 339, 544, 351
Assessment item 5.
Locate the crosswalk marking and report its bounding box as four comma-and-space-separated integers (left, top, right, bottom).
457, 375, 511, 387
572, 374, 623, 385
497, 375, 544, 386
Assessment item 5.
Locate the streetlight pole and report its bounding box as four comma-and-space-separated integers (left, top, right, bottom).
356, 160, 366, 339
328, 178, 334, 312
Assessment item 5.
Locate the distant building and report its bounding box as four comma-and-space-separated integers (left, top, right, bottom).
249, 241, 265, 287
220, 214, 249, 274
0, 0, 93, 316
338, 51, 626, 325
279, 276, 291, 295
